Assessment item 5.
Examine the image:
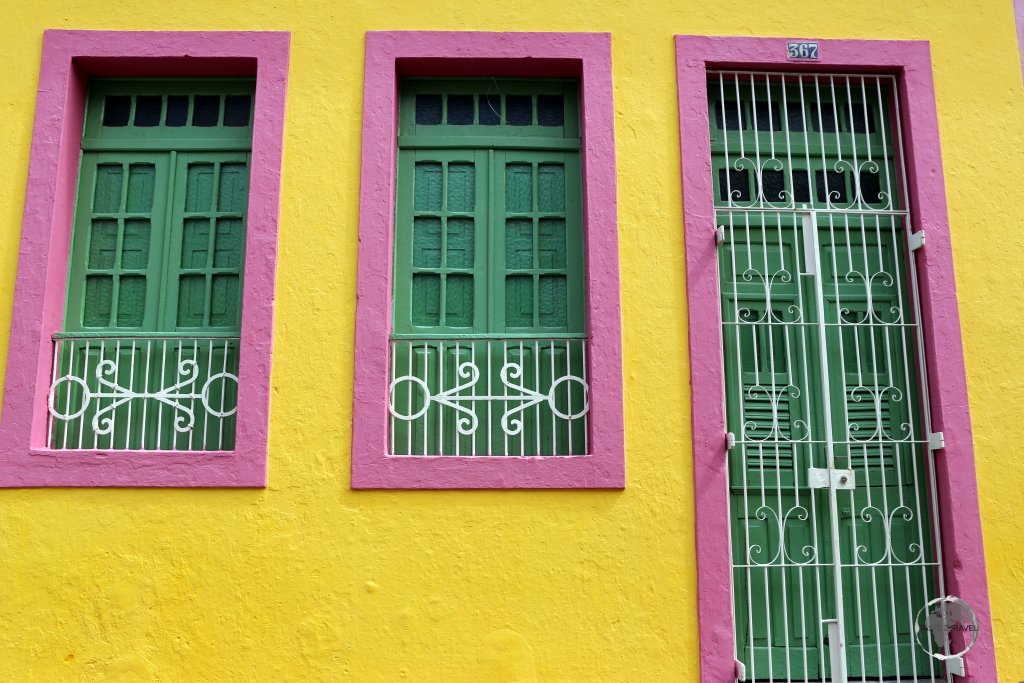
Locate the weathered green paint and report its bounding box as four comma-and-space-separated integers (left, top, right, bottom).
53, 81, 253, 451
391, 80, 586, 455
713, 77, 939, 680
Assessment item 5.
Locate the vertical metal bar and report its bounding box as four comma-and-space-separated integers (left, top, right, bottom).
503, 340, 509, 457
141, 339, 152, 450
519, 339, 525, 456
423, 340, 429, 455
407, 342, 413, 456
824, 619, 844, 683
108, 339, 118, 450
549, 340, 557, 455
580, 339, 589, 456
157, 338, 167, 449
79, 339, 89, 450
187, 338, 197, 450
439, 340, 445, 456
565, 338, 573, 457
219, 338, 229, 450
125, 339, 137, 450
534, 340, 541, 456
454, 341, 460, 457
175, 340, 185, 450
389, 340, 395, 455
486, 341, 493, 456
805, 209, 849, 683
47, 338, 58, 449
203, 337, 214, 450
470, 341, 477, 456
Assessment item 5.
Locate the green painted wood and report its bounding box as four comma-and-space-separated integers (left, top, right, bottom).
714, 75, 940, 681
66, 153, 170, 333
82, 79, 255, 151
720, 218, 938, 680
391, 80, 586, 456
165, 153, 250, 332
56, 82, 252, 452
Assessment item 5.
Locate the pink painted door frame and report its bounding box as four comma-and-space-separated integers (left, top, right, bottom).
675, 35, 996, 682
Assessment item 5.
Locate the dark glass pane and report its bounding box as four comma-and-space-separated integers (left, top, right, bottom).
787, 103, 805, 132
859, 170, 882, 204
102, 95, 131, 127
415, 95, 442, 125
753, 102, 780, 132
816, 170, 848, 204
223, 95, 252, 127
847, 103, 876, 134
760, 170, 785, 203
717, 101, 743, 130
133, 96, 162, 127
793, 171, 812, 204
166, 95, 189, 127
719, 168, 751, 202
506, 95, 532, 126
537, 95, 564, 126
446, 95, 473, 125
811, 106, 838, 133
479, 94, 501, 125
192, 95, 220, 127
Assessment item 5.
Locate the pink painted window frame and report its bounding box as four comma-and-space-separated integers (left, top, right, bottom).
675, 36, 997, 681
0, 30, 290, 488
351, 31, 624, 489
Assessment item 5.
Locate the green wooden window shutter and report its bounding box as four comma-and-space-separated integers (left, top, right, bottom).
50, 80, 253, 451
390, 80, 588, 456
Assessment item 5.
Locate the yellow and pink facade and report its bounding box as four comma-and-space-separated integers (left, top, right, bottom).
0, 2, 1023, 681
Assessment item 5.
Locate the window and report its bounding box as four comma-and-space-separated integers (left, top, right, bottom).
674, 36, 996, 681
0, 31, 289, 487
49, 80, 253, 451
389, 80, 588, 457
350, 31, 623, 489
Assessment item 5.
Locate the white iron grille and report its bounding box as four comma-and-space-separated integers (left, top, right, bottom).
711, 71, 949, 682
387, 337, 589, 456
47, 335, 240, 451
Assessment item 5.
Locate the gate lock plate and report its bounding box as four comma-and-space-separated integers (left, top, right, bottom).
807, 467, 855, 490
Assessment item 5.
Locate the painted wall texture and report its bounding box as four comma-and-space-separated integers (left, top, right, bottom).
0, 1, 1021, 682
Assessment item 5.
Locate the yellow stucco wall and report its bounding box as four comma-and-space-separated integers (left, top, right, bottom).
0, 1, 1022, 681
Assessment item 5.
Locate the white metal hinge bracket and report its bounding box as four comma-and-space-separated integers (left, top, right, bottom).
734, 658, 747, 681
946, 655, 965, 676
726, 432, 736, 450
928, 431, 945, 451
715, 225, 726, 245
909, 230, 926, 251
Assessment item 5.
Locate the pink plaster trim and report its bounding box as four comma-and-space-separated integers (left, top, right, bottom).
350, 32, 624, 489
0, 30, 290, 487
1015, 0, 1024, 78
675, 35, 996, 682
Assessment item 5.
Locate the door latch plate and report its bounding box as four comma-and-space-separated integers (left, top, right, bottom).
807, 467, 855, 490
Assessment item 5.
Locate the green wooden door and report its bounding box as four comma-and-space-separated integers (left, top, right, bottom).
712, 72, 945, 681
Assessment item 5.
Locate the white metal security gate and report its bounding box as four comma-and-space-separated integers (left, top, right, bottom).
710, 71, 950, 682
